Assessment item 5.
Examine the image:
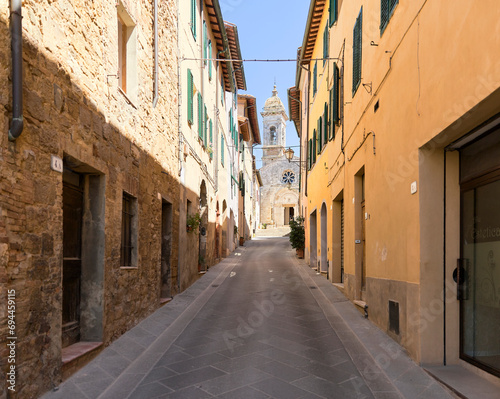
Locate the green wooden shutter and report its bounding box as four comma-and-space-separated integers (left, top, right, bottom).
221, 135, 224, 165
307, 139, 312, 170
332, 63, 340, 129
313, 130, 317, 162
329, 0, 338, 26
208, 41, 212, 79
324, 103, 328, 145
204, 105, 208, 146
381, 0, 398, 34
235, 126, 238, 151
187, 69, 193, 125
318, 117, 322, 152
313, 62, 318, 96
191, 0, 196, 39
323, 24, 329, 66
198, 93, 203, 139
352, 8, 362, 96
203, 21, 207, 65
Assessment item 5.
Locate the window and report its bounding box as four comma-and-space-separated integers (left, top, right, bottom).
318, 116, 323, 152
190, 0, 197, 39
235, 125, 238, 151
187, 69, 194, 125
352, 8, 363, 96
329, 0, 338, 26
270, 126, 277, 144
282, 170, 296, 184
203, 21, 208, 65
209, 120, 213, 159
198, 93, 204, 140
323, 24, 329, 66
313, 129, 317, 161
121, 192, 137, 267
380, 0, 398, 34
330, 63, 340, 139
323, 103, 328, 145
204, 105, 208, 146
221, 135, 225, 166
208, 41, 213, 79
117, 2, 137, 101
313, 62, 318, 96
308, 139, 312, 170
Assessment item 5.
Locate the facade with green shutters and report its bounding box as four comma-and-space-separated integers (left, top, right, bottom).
291, 0, 500, 382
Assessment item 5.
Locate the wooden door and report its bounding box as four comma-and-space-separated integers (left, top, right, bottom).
62, 175, 83, 347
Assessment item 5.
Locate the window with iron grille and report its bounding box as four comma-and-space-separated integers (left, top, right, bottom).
380, 0, 398, 35
352, 8, 363, 96
121, 192, 137, 267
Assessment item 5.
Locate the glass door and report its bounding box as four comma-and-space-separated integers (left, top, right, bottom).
460, 175, 500, 377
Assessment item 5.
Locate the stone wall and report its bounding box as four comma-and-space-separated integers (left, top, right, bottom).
0, 1, 179, 397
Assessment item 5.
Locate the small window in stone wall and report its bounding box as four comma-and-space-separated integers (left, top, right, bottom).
121, 191, 138, 267
281, 170, 296, 184
117, 1, 137, 102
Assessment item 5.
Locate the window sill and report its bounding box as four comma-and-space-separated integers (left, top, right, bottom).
120, 266, 138, 270
118, 87, 138, 109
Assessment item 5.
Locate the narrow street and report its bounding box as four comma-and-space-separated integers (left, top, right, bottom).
43, 238, 454, 399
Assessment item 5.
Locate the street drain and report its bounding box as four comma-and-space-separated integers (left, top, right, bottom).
212, 284, 219, 287
309, 286, 317, 289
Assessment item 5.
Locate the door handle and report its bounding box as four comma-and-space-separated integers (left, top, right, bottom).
454, 258, 469, 300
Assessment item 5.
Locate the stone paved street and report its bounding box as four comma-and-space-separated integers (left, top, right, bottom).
42, 238, 455, 399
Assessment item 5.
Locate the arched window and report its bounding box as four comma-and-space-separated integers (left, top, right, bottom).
270, 126, 277, 144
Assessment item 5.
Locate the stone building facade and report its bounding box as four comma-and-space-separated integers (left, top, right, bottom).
259, 87, 299, 227
0, 1, 179, 397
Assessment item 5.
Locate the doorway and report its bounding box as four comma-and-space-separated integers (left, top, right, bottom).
320, 203, 328, 273
310, 210, 318, 269
62, 160, 104, 348
161, 200, 173, 299
459, 130, 500, 377
62, 170, 84, 347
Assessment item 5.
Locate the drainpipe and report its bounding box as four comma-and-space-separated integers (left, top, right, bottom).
152, 0, 159, 108
8, 0, 23, 141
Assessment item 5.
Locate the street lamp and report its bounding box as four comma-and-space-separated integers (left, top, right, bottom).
284, 147, 295, 162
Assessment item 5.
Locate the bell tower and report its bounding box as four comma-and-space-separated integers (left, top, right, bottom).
261, 85, 288, 167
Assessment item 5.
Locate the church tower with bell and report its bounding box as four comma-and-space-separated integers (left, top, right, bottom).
261, 85, 288, 167
258, 85, 299, 228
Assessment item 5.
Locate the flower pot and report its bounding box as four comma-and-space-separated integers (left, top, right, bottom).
296, 248, 304, 259
239, 237, 244, 246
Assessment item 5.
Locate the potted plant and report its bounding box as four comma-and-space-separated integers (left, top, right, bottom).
186, 212, 201, 233
289, 216, 305, 258
239, 236, 244, 246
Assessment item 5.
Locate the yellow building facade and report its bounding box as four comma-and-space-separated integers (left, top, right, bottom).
291, 0, 500, 379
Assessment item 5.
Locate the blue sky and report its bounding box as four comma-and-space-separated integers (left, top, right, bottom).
222, 0, 311, 167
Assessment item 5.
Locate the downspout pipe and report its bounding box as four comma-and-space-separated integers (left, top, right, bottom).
8, 0, 23, 142
152, 0, 159, 108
